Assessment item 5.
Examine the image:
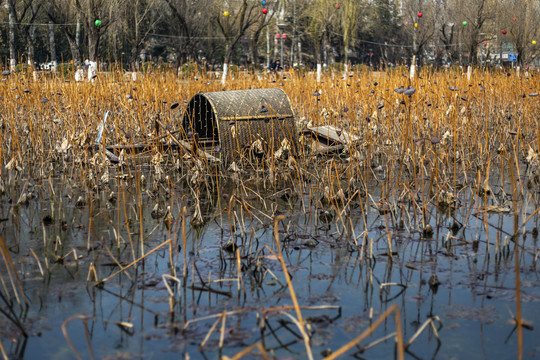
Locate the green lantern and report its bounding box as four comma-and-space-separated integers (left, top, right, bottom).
95, 19, 101, 27
462, 21, 467, 26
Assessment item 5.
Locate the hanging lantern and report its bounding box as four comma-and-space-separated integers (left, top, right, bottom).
533, 40, 537, 45
335, 4, 341, 9
223, 11, 229, 17
502, 30, 507, 35
417, 13, 423, 18
462, 21, 467, 26
94, 19, 101, 27
282, 33, 287, 39
276, 34, 281, 39
483, 41, 487, 46
262, 0, 266, 5
512, 17, 516, 21
414, 23, 418, 28
262, 8, 268, 14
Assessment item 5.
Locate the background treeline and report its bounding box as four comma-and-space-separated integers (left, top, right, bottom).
1, 0, 538, 70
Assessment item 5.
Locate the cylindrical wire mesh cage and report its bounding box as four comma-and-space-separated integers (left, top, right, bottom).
182, 88, 297, 163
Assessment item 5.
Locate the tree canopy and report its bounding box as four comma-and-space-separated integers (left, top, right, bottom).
1, 0, 539, 68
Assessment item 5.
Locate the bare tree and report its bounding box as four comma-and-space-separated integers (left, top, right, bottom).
6, 0, 44, 70
501, 0, 540, 65
26, 1, 43, 69
47, 3, 57, 71
6, 0, 17, 71
215, 0, 258, 83
48, 0, 83, 65
164, 0, 195, 63
306, 0, 330, 81
437, 0, 457, 65
248, 3, 276, 70
73, 0, 125, 62
401, 0, 436, 64
339, 0, 363, 75
121, 0, 162, 65
460, 0, 495, 65
365, 0, 403, 65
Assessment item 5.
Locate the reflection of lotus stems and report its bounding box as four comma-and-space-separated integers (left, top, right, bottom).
0, 236, 28, 341
62, 314, 95, 360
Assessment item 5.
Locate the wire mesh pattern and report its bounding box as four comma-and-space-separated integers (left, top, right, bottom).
182, 88, 297, 163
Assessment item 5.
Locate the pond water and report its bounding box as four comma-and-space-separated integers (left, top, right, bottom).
1, 157, 539, 360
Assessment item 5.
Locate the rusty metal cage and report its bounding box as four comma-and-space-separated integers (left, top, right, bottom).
182, 88, 297, 163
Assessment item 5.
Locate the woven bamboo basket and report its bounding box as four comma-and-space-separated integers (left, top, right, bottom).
182, 88, 297, 163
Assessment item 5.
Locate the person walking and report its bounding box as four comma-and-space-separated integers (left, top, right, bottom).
268, 59, 281, 80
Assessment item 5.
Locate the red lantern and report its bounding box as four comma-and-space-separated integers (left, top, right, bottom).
335, 3, 340, 9
417, 12, 423, 18
502, 30, 507, 35
483, 41, 487, 46
275, 34, 280, 39
512, 17, 517, 21
370, 53, 374, 56
262, 8, 268, 14
282, 33, 287, 39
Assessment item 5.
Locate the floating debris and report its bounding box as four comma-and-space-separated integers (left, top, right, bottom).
423, 224, 434, 237
403, 87, 416, 96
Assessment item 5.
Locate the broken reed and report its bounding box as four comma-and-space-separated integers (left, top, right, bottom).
1, 64, 538, 358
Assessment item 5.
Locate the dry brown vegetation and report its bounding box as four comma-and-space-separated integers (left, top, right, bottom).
0, 65, 539, 359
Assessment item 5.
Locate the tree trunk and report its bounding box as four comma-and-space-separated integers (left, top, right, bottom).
76, 16, 81, 51
49, 21, 57, 72
27, 25, 36, 67
130, 2, 140, 65
88, 22, 100, 62
8, 0, 16, 71
222, 63, 229, 84
250, 31, 260, 70
87, 22, 100, 81
413, 28, 417, 57
266, 28, 270, 68
222, 44, 233, 84
343, 44, 349, 78
468, 33, 478, 65
66, 35, 82, 66
315, 36, 322, 82
322, 35, 327, 66
249, 12, 270, 71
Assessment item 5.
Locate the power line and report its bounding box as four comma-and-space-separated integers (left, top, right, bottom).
0, 21, 78, 26
0, 21, 232, 39
329, 30, 468, 48
0, 21, 491, 50
150, 33, 230, 40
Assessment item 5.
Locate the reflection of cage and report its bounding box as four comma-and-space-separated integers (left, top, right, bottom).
182, 88, 297, 163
